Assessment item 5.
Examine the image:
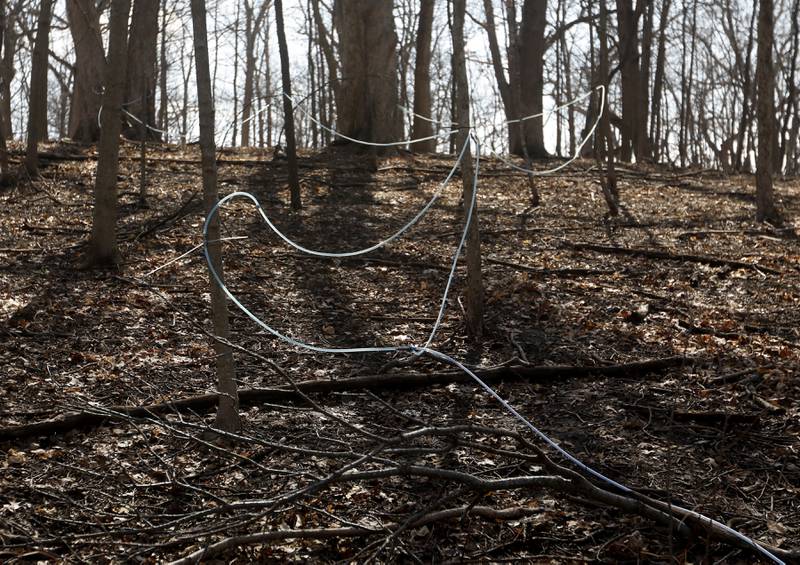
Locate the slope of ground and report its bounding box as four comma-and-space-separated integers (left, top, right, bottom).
1, 142, 799, 563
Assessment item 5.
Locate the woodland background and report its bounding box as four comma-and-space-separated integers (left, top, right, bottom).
0, 0, 799, 563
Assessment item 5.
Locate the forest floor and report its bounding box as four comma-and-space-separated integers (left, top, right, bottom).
1, 141, 799, 564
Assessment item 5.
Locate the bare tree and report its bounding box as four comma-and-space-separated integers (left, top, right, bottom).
66, 0, 105, 143
0, 1, 17, 140
754, 0, 782, 223
481, 0, 547, 157
158, 0, 169, 137
451, 0, 483, 340
241, 0, 269, 147
274, 0, 300, 209
615, 0, 649, 162
24, 0, 54, 176
649, 0, 671, 162
190, 0, 241, 432
86, 0, 131, 267
411, 0, 435, 152
333, 0, 402, 144
125, 0, 160, 139
0, 0, 9, 178
595, 0, 619, 215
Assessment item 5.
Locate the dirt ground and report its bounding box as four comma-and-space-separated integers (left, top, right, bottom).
1, 141, 799, 563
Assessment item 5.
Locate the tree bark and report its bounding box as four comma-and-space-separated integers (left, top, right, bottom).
0, 0, 8, 178
0, 4, 15, 140
24, 0, 55, 176
333, 0, 402, 145
482, 0, 519, 153
190, 0, 241, 432
411, 0, 435, 152
66, 0, 105, 143
451, 0, 483, 340
517, 0, 548, 158
614, 0, 649, 162
649, 0, 671, 162
597, 0, 619, 215
86, 0, 130, 267
275, 0, 300, 209
481, 0, 546, 157
240, 0, 268, 147
754, 0, 782, 223
310, 0, 338, 99
158, 0, 169, 138
125, 0, 160, 140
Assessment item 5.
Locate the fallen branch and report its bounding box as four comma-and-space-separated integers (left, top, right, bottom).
0, 356, 690, 441
166, 504, 544, 565
487, 256, 619, 277
622, 403, 760, 428
566, 242, 782, 275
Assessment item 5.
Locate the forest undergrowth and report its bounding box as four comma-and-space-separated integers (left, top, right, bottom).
1, 141, 799, 563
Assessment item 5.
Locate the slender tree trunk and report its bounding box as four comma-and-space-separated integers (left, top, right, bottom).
755, 0, 782, 223
24, 0, 54, 175
482, 0, 518, 153
451, 0, 483, 340
559, 0, 575, 156
779, 0, 799, 173
640, 0, 654, 157
87, 0, 131, 267
732, 0, 758, 171
0, 0, 8, 178
66, 0, 105, 142
275, 0, 300, 209
650, 0, 671, 162
0, 6, 15, 140
231, 0, 240, 147
179, 23, 192, 145
311, 0, 339, 99
412, 0, 435, 152
190, 0, 241, 433
597, 0, 619, 215
305, 3, 317, 148
241, 1, 267, 147
158, 0, 169, 138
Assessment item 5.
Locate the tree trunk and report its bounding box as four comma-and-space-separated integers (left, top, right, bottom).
275, 0, 301, 210
451, 0, 483, 341
189, 0, 241, 433
86, 0, 131, 267
0, 6, 15, 140
241, 0, 267, 147
481, 0, 519, 153
158, 0, 169, 138
0, 0, 8, 178
305, 4, 317, 148
66, 0, 105, 143
517, 0, 547, 158
311, 0, 338, 99
754, 0, 782, 223
231, 0, 240, 147
614, 0, 648, 162
411, 0, 435, 152
333, 0, 402, 144
125, 0, 159, 140
650, 0, 671, 162
597, 0, 619, 215
639, 0, 654, 157
24, 0, 54, 176
778, 0, 799, 173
